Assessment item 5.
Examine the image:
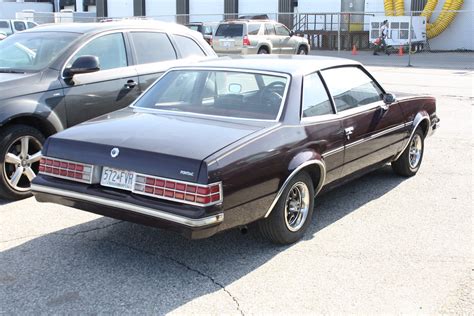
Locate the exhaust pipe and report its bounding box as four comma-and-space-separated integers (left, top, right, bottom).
239, 225, 248, 235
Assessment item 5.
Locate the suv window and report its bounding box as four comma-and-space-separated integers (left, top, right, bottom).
68, 33, 127, 71
0, 21, 9, 28
247, 23, 261, 35
13, 21, 26, 32
302, 73, 333, 117
275, 24, 290, 36
264, 23, 275, 35
130, 32, 176, 64
173, 35, 205, 57
215, 24, 243, 37
27, 22, 37, 29
322, 67, 383, 112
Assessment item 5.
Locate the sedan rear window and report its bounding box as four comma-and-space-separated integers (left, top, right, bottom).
134, 70, 288, 120
215, 24, 243, 37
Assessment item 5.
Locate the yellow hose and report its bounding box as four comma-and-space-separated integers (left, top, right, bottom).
384, 0, 395, 16
421, 0, 439, 21
394, 0, 405, 16
426, 0, 464, 38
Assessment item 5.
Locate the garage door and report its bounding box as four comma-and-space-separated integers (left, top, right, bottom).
238, 0, 278, 20
107, 0, 133, 18
189, 0, 224, 23
146, 0, 176, 22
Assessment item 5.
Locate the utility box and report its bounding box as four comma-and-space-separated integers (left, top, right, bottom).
369, 16, 426, 46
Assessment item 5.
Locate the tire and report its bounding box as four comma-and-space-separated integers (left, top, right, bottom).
0, 125, 45, 200
392, 128, 424, 177
297, 46, 308, 55
258, 171, 315, 244
257, 47, 269, 54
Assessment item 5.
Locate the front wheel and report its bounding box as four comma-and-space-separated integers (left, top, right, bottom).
0, 125, 45, 200
297, 46, 308, 55
392, 128, 424, 177
258, 171, 315, 244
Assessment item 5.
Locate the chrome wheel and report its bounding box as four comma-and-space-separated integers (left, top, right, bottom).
284, 181, 310, 232
408, 134, 422, 169
3, 136, 42, 192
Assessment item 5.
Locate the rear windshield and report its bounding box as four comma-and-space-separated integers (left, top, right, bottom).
215, 24, 243, 37
134, 70, 288, 121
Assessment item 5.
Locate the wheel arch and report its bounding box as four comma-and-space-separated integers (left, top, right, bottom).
394, 111, 430, 161
0, 113, 63, 138
264, 154, 326, 218
257, 43, 271, 53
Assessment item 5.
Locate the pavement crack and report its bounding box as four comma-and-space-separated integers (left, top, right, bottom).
95, 238, 245, 316
54, 220, 124, 236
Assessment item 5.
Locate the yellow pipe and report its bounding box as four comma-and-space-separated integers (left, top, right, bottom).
421, 0, 439, 21
384, 0, 395, 16
394, 0, 405, 16
426, 0, 464, 38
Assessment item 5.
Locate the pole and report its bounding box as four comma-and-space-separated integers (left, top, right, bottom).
337, 13, 341, 54
408, 10, 413, 67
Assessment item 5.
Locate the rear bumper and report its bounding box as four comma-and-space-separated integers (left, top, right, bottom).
32, 182, 224, 239
429, 116, 440, 136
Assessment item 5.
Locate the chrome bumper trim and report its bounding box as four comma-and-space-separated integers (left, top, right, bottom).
31, 184, 224, 228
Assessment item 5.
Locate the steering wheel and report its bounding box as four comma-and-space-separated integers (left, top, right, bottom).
260, 81, 286, 107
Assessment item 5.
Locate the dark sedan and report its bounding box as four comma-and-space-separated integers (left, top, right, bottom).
0, 20, 215, 200
32, 56, 439, 244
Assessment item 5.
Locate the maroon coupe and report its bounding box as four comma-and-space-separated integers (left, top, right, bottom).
32, 55, 439, 244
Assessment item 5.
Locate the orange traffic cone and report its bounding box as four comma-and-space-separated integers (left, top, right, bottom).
351, 44, 358, 55
398, 46, 404, 56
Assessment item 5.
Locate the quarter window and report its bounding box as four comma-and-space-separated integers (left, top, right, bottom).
130, 32, 176, 64
321, 67, 383, 112
247, 23, 261, 35
68, 33, 127, 71
302, 73, 333, 117
173, 35, 206, 57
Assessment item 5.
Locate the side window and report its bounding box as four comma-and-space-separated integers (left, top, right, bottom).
13, 21, 26, 32
302, 73, 333, 117
130, 32, 176, 64
264, 23, 275, 35
27, 22, 37, 29
321, 67, 383, 112
275, 24, 290, 36
68, 33, 127, 71
247, 23, 261, 35
173, 35, 206, 58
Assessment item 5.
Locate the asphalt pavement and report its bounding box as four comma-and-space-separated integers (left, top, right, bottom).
1, 53, 473, 314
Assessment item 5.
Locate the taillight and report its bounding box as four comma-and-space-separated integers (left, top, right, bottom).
134, 174, 222, 207
243, 35, 250, 46
209, 35, 213, 46
39, 157, 95, 184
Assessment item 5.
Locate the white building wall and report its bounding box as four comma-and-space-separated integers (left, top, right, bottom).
189, 0, 224, 22
146, 0, 176, 22
0, 2, 53, 19
107, 0, 133, 18
239, 0, 278, 18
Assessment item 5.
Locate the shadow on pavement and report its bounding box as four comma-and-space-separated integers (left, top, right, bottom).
0, 166, 405, 314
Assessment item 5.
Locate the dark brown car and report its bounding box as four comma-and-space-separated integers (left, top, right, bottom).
32, 56, 439, 244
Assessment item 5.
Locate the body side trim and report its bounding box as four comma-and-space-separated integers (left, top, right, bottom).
263, 159, 326, 218
31, 184, 224, 228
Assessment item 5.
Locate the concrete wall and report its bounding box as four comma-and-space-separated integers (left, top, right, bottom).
0, 2, 53, 19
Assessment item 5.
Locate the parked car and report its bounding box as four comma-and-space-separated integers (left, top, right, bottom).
185, 22, 218, 45
0, 19, 38, 36
31, 55, 439, 244
212, 19, 310, 55
0, 20, 216, 200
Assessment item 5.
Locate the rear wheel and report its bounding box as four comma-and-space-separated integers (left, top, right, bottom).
297, 46, 308, 55
258, 171, 314, 244
392, 128, 424, 177
0, 125, 44, 200
258, 47, 269, 54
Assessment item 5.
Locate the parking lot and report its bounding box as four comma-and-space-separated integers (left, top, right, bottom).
1, 53, 472, 314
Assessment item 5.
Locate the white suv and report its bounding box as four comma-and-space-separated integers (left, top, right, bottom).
212, 20, 309, 55
0, 20, 38, 36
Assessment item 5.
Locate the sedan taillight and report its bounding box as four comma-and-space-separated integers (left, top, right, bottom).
39, 157, 94, 184
134, 174, 222, 207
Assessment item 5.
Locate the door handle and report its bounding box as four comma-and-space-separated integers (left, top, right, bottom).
344, 127, 354, 140
124, 80, 137, 89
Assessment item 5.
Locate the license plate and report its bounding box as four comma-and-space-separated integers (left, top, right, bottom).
100, 167, 135, 191
223, 40, 234, 48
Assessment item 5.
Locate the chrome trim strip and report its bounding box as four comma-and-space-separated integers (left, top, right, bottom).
323, 146, 344, 157
345, 123, 407, 150
264, 159, 326, 218
394, 117, 430, 161
129, 67, 291, 123
31, 184, 224, 228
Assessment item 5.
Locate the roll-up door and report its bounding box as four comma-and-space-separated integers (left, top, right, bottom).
238, 0, 278, 19
145, 0, 176, 22
107, 0, 133, 17
189, 0, 224, 22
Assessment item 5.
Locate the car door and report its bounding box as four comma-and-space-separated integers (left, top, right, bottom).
128, 31, 180, 91
264, 23, 279, 53
321, 66, 406, 178
274, 23, 294, 54
301, 72, 344, 184
62, 32, 140, 127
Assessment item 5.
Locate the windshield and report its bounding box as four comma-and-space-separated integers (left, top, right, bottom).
0, 31, 80, 72
134, 69, 288, 121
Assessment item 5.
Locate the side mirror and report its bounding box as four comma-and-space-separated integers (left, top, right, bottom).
381, 93, 396, 110
64, 55, 100, 78
289, 31, 295, 37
